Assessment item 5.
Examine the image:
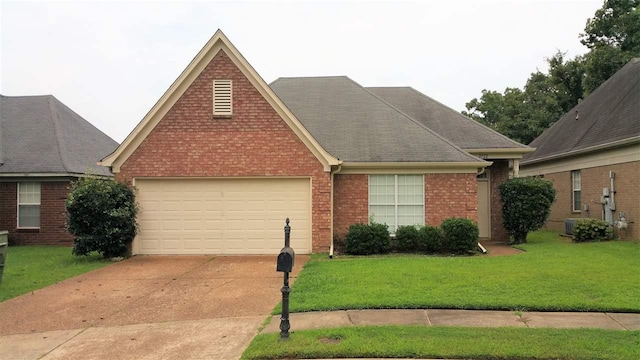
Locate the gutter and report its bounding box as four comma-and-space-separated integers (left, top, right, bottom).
329, 163, 343, 259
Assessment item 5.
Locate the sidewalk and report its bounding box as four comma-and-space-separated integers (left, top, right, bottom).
262, 309, 640, 333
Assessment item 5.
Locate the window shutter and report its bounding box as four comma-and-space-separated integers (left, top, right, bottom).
213, 80, 232, 116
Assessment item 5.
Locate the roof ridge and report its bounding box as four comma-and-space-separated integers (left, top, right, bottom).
47, 96, 73, 173
358, 82, 484, 162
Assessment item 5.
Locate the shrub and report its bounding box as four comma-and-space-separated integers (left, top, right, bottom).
344, 222, 391, 255
417, 225, 444, 254
440, 218, 479, 254
395, 225, 421, 252
573, 219, 613, 242
499, 177, 556, 244
66, 177, 138, 258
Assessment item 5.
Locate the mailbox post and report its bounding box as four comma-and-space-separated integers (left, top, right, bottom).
276, 218, 295, 340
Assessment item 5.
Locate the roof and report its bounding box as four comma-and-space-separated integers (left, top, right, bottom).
100, 30, 339, 173
270, 76, 484, 163
522, 58, 640, 165
0, 94, 118, 176
367, 86, 529, 150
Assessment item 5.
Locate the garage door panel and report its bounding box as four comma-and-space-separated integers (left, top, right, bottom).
135, 178, 311, 254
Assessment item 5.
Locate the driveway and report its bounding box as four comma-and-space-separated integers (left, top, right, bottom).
0, 255, 308, 359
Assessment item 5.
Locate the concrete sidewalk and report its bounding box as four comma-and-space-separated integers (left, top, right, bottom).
2, 309, 638, 360
262, 309, 640, 333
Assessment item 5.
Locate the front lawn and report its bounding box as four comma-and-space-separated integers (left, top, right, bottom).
283, 231, 640, 313
0, 246, 110, 302
243, 326, 640, 360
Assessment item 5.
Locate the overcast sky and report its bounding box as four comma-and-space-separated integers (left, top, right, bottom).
2, 0, 603, 143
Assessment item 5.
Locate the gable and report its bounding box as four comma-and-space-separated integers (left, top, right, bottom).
100, 30, 338, 173
118, 50, 327, 177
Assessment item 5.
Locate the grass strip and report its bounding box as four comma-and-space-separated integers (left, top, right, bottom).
0, 246, 110, 302
243, 326, 640, 360
278, 231, 639, 313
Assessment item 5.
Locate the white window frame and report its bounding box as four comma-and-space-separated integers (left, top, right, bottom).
368, 174, 425, 233
213, 79, 233, 116
17, 182, 41, 229
572, 170, 581, 212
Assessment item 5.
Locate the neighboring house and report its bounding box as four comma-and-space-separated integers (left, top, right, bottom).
0, 95, 119, 245
100, 30, 532, 255
521, 58, 640, 240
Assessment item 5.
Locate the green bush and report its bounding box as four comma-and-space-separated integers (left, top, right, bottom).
417, 225, 444, 254
345, 222, 391, 255
573, 219, 613, 242
395, 225, 421, 252
440, 218, 479, 254
499, 177, 556, 244
66, 177, 138, 258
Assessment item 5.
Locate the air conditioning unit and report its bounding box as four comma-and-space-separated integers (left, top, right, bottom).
564, 218, 577, 235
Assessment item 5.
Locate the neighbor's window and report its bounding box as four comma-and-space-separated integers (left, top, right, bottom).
369, 175, 424, 232
572, 170, 581, 212
18, 182, 41, 228
213, 80, 232, 116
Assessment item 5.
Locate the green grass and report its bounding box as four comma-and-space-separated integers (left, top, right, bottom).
243, 326, 640, 360
282, 231, 640, 313
0, 246, 111, 302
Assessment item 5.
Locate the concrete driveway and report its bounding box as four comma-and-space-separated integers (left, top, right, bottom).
0, 255, 307, 359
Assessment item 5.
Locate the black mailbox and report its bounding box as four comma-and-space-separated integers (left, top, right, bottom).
277, 246, 295, 273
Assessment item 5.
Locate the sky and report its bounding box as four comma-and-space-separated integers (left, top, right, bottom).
1, 0, 604, 143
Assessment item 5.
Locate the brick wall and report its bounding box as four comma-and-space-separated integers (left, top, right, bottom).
0, 181, 74, 245
332, 173, 479, 240
543, 161, 639, 240
425, 173, 478, 226
116, 50, 332, 252
333, 174, 368, 240
489, 160, 510, 242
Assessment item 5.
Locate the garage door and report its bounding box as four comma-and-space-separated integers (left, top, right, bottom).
134, 178, 311, 255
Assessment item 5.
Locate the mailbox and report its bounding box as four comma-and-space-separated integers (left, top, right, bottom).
277, 246, 295, 273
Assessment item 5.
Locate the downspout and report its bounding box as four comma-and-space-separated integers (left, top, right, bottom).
329, 163, 343, 259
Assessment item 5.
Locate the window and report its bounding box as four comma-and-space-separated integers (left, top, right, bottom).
572, 170, 581, 212
18, 182, 41, 228
369, 175, 424, 232
213, 80, 232, 116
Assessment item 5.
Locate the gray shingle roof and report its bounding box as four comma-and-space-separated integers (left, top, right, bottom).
522, 58, 640, 164
367, 87, 529, 150
0, 95, 118, 176
270, 76, 483, 163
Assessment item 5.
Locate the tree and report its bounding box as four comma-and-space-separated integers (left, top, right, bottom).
464, 0, 640, 142
580, 0, 640, 93
580, 0, 640, 52
66, 177, 138, 258
499, 177, 556, 244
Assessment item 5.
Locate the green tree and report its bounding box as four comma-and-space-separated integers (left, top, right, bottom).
464, 0, 640, 142
66, 177, 138, 258
580, 0, 640, 93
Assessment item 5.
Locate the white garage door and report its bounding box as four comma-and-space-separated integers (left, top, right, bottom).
134, 178, 311, 255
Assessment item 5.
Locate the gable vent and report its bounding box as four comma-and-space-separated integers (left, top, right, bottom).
213, 80, 233, 116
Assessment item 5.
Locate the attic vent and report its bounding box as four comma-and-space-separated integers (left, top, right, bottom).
213, 80, 232, 116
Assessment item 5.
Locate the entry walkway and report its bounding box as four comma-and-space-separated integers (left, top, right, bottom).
262, 309, 640, 333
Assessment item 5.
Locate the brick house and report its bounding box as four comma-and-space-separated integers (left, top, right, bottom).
521, 58, 639, 240
100, 30, 532, 255
0, 95, 119, 245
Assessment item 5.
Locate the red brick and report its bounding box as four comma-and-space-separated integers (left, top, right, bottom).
0, 181, 74, 246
